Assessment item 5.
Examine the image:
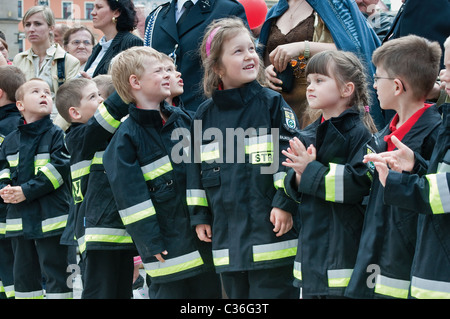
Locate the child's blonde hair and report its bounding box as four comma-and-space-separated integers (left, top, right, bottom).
372, 35, 442, 101
109, 46, 164, 104
93, 74, 114, 99
200, 17, 266, 98
15, 78, 48, 102
55, 78, 94, 123
306, 50, 377, 133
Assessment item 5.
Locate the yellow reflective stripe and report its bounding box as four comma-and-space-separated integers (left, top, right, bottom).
6, 218, 22, 232
201, 143, 220, 162
142, 156, 173, 181
0, 222, 5, 235
71, 160, 91, 179
212, 249, 229, 267
186, 189, 208, 207
410, 276, 450, 299
374, 274, 409, 299
85, 227, 133, 244
328, 269, 353, 288
245, 135, 273, 154
144, 251, 204, 277
40, 163, 63, 189
34, 153, 50, 174
426, 173, 450, 214
119, 199, 156, 225
273, 172, 286, 189
77, 235, 86, 255
94, 102, 121, 133
252, 239, 297, 262
4, 285, 15, 298
42, 215, 67, 233
15, 290, 44, 299
91, 151, 104, 165
0, 168, 10, 180
325, 163, 345, 203
293, 261, 302, 281
6, 153, 18, 167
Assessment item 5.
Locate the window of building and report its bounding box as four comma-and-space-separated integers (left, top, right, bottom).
85, 2, 94, 19
62, 1, 73, 19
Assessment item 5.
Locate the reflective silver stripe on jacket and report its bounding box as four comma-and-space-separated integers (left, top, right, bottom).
144, 250, 203, 277
410, 276, 450, 299
374, 274, 410, 299
327, 268, 353, 288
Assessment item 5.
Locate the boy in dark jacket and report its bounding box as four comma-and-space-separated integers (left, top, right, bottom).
55, 78, 135, 299
103, 46, 221, 299
0, 66, 26, 299
0, 78, 72, 299
346, 35, 443, 299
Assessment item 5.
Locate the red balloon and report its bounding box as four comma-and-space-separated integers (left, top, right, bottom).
238, 0, 268, 29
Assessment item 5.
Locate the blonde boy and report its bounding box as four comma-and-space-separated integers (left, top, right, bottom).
103, 47, 222, 298
0, 78, 72, 299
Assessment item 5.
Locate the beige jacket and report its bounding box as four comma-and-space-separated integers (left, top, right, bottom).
13, 43, 80, 94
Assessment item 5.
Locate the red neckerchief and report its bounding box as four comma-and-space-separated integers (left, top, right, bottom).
384, 103, 432, 151
321, 116, 325, 123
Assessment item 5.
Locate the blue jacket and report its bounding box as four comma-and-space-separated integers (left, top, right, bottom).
259, 0, 386, 130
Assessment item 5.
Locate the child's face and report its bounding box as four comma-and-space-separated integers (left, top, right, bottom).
306, 73, 343, 111
136, 57, 171, 105
441, 48, 450, 97
18, 80, 52, 122
76, 82, 104, 123
373, 65, 397, 110
164, 61, 184, 99
216, 32, 259, 90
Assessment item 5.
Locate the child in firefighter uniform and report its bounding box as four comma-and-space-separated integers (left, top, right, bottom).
345, 35, 443, 299
0, 79, 72, 299
364, 36, 450, 299
103, 46, 222, 299
55, 78, 136, 299
0, 66, 26, 299
282, 50, 378, 298
187, 18, 300, 299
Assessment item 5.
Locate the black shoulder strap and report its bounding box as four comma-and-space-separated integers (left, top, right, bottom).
57, 53, 66, 87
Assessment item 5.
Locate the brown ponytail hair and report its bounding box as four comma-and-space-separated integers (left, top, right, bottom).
306, 50, 377, 133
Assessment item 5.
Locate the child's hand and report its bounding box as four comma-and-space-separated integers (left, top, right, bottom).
195, 224, 212, 242
155, 250, 168, 262
370, 135, 414, 173
282, 137, 316, 176
0, 185, 26, 204
270, 207, 293, 237
363, 153, 389, 187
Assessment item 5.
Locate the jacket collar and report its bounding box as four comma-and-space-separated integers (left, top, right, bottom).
129, 101, 179, 128
212, 80, 263, 109
0, 103, 20, 120
18, 115, 53, 135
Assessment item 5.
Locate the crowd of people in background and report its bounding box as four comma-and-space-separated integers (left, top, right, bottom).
0, 0, 449, 300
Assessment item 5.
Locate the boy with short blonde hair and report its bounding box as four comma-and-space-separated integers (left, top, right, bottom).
0, 78, 72, 299
103, 46, 221, 299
